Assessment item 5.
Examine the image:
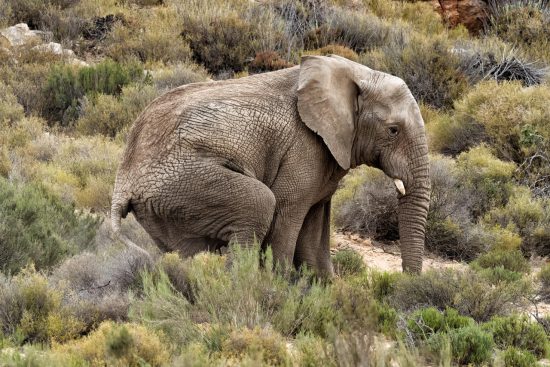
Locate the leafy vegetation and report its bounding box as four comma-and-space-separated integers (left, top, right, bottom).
1, 0, 549, 364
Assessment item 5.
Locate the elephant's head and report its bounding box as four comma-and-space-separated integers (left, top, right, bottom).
297, 55, 430, 273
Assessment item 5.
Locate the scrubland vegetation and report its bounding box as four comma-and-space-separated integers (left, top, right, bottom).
1, 0, 550, 365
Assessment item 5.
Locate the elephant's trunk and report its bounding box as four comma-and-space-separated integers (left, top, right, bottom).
398, 143, 430, 273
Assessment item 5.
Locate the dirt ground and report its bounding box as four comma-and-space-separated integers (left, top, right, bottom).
332, 231, 550, 318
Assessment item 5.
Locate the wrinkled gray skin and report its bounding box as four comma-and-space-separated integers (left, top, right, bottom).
111, 55, 430, 275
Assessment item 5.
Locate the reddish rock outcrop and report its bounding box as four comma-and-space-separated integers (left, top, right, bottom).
430, 0, 488, 34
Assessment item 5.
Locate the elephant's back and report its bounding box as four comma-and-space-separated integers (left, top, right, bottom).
118, 67, 301, 182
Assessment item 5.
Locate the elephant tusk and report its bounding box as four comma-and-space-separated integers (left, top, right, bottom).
394, 179, 406, 196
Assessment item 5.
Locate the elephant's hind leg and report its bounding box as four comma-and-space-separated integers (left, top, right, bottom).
172, 162, 276, 249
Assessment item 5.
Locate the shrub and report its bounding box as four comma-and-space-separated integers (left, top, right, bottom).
333, 153, 516, 260
457, 38, 548, 87
132, 245, 401, 357
308, 8, 404, 53
222, 327, 291, 365
152, 62, 210, 91
483, 314, 550, 358
303, 44, 359, 62
295, 334, 336, 367
426, 107, 486, 156
428, 326, 494, 366
455, 145, 516, 219
486, 0, 550, 63
406, 307, 445, 340
249, 51, 294, 74
55, 321, 170, 367
105, 7, 192, 64
0, 83, 25, 125
502, 347, 538, 367
43, 60, 145, 125
538, 264, 550, 300
472, 250, 530, 273
361, 33, 468, 109
76, 83, 158, 137
0, 266, 85, 344
443, 81, 550, 195
183, 13, 259, 75
477, 266, 523, 284
158, 252, 194, 300
368, 270, 401, 302
391, 268, 526, 322
484, 188, 550, 256
331, 249, 365, 277
33, 134, 122, 211
0, 178, 98, 273
0, 62, 52, 118
406, 307, 475, 341
333, 167, 398, 240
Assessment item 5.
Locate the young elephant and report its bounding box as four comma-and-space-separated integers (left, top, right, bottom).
111, 55, 430, 275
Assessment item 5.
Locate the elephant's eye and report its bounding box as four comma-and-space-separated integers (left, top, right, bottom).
388, 126, 399, 137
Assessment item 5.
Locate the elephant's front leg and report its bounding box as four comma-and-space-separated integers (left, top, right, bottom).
293, 200, 334, 277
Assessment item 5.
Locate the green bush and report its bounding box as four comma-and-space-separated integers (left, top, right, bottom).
433, 81, 550, 196
428, 325, 494, 366
502, 346, 538, 367
0, 178, 98, 273
538, 264, 550, 300
484, 314, 549, 358
477, 266, 523, 284
487, 1, 550, 63
152, 62, 210, 91
407, 307, 444, 340
331, 249, 365, 277
391, 268, 527, 322
54, 321, 169, 367
472, 250, 530, 273
33, 134, 122, 211
221, 327, 291, 366
361, 33, 468, 109
0, 62, 52, 119
455, 145, 516, 219
406, 307, 474, 341
295, 334, 336, 367
43, 60, 145, 125
333, 153, 517, 261
76, 83, 158, 137
0, 83, 25, 125
105, 7, 191, 64
368, 270, 401, 302
0, 267, 86, 344
484, 188, 550, 256
307, 8, 403, 53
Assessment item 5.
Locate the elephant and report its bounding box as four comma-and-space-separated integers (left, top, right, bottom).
111, 55, 430, 275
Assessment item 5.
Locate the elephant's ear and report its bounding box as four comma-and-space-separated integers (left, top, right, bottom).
297, 55, 360, 170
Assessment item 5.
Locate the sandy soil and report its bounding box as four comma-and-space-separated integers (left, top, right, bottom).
332, 232, 466, 272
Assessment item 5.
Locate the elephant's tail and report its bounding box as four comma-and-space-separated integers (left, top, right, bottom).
111, 191, 152, 260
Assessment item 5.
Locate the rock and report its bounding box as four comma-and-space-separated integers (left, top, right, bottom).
0, 23, 44, 47
32, 42, 74, 56
32, 42, 89, 67
429, 0, 488, 34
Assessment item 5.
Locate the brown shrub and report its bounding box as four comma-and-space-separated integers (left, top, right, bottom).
249, 51, 294, 74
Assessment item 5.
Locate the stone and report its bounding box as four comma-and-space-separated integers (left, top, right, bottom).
0, 23, 43, 47
429, 0, 488, 34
